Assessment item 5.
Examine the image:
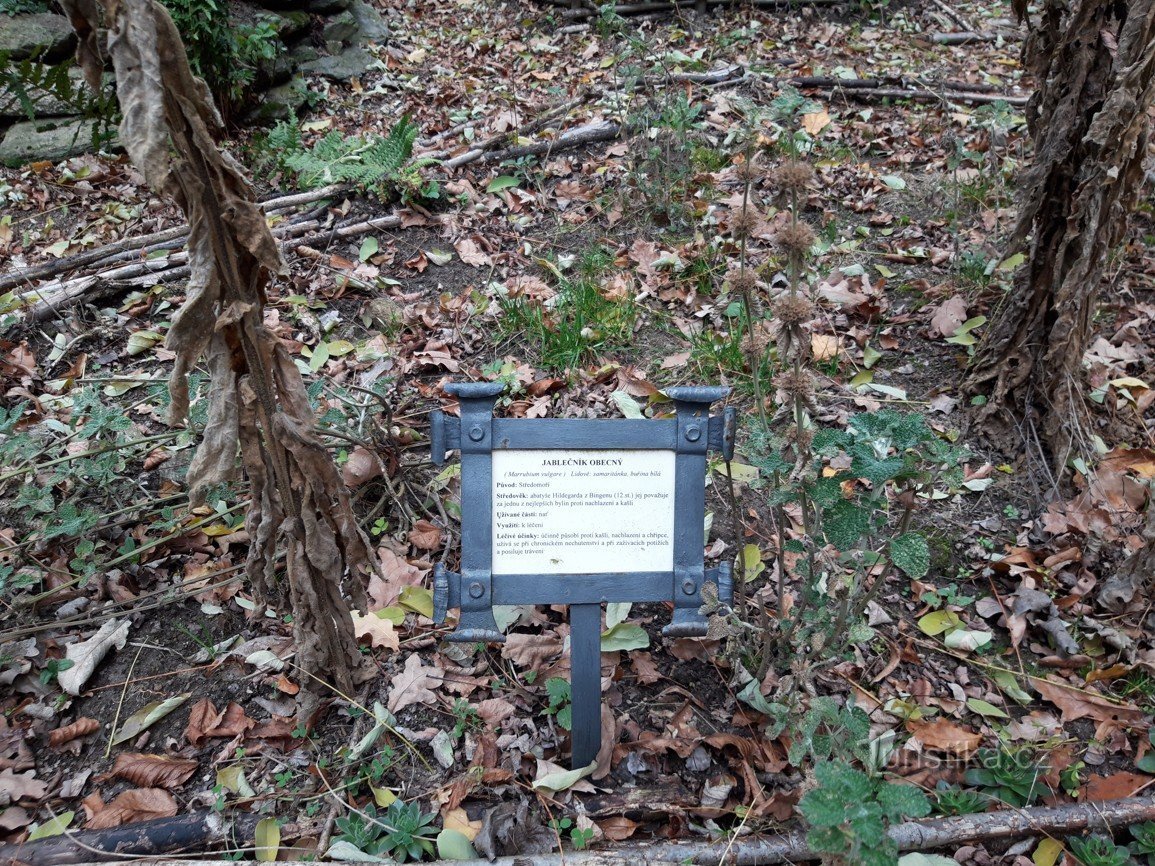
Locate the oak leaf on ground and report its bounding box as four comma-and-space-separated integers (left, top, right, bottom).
387, 654, 438, 714
906, 718, 982, 756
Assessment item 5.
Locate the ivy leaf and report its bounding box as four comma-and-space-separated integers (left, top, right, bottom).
890, 532, 930, 578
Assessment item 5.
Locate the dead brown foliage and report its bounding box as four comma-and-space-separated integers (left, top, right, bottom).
58, 0, 375, 711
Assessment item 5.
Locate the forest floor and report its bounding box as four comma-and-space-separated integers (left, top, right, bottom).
2, 0, 1155, 864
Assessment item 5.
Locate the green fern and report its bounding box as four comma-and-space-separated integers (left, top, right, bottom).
281, 115, 421, 191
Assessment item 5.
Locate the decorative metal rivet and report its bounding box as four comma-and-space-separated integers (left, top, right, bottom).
469, 425, 485, 442
685, 426, 701, 442
682, 579, 696, 595
469, 581, 484, 599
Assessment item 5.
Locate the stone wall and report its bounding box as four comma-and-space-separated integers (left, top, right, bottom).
0, 0, 388, 164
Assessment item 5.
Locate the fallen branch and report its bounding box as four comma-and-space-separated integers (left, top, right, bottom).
769, 74, 1029, 106
38, 797, 1155, 866
19, 215, 325, 321
556, 0, 838, 17
0, 812, 259, 865
931, 31, 1013, 45
444, 119, 622, 169
0, 185, 346, 294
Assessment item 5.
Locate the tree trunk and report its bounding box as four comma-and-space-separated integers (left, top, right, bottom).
964, 0, 1155, 469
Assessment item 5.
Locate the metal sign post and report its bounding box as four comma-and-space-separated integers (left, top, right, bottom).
430, 382, 736, 769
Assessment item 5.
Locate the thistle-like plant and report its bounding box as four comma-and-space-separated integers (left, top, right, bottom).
798, 760, 930, 866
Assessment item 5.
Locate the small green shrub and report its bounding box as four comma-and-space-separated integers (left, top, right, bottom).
798, 760, 930, 866
498, 246, 634, 372
159, 0, 283, 113
266, 116, 429, 198
332, 800, 437, 862
1067, 834, 1133, 866
931, 782, 988, 816
1129, 821, 1155, 864
0, 0, 48, 15
963, 747, 1046, 806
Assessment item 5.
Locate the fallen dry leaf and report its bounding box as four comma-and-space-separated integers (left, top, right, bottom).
185, 699, 255, 746
49, 718, 100, 747
930, 295, 968, 337
408, 520, 442, 551
59, 619, 130, 696
85, 788, 178, 830
906, 718, 983, 756
387, 654, 438, 714
109, 753, 198, 790
1030, 677, 1147, 724
341, 446, 383, 488
351, 609, 400, 651
1083, 771, 1151, 801
0, 769, 47, 806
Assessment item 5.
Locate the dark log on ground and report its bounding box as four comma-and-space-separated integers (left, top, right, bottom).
0, 813, 258, 866
42, 797, 1155, 866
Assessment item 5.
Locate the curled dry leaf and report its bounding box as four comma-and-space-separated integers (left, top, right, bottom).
185, 698, 255, 746
48, 717, 100, 747
109, 753, 198, 789
351, 609, 400, 651
85, 788, 178, 830
58, 619, 130, 696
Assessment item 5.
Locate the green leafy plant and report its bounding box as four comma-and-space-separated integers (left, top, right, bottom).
785, 696, 871, 766
1067, 834, 1133, 866
931, 782, 988, 816
498, 246, 634, 371
963, 747, 1046, 806
0, 0, 47, 14
158, 0, 283, 113
548, 817, 593, 851
333, 800, 437, 862
542, 677, 572, 731
39, 658, 75, 686
450, 699, 482, 741
1129, 821, 1155, 864
0, 51, 118, 148
272, 116, 425, 194
798, 760, 930, 866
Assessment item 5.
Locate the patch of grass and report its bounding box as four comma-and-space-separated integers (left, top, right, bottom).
498, 246, 634, 372
1111, 669, 1155, 713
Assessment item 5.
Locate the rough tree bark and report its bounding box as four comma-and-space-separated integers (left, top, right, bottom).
964, 0, 1155, 469
59, 0, 373, 714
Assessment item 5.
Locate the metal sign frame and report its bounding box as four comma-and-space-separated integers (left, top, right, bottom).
430, 382, 736, 768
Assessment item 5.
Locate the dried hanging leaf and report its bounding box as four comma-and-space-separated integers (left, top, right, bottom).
56, 0, 376, 716
109, 753, 198, 789
48, 718, 100, 747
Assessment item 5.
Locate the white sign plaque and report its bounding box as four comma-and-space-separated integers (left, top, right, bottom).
491, 449, 676, 575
